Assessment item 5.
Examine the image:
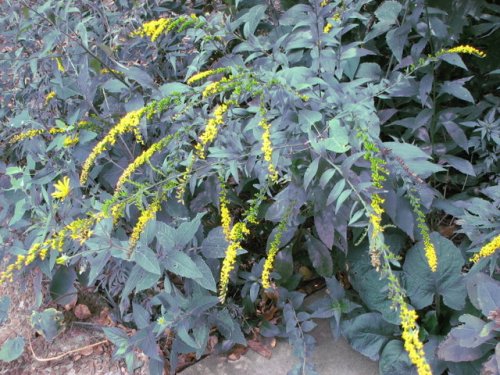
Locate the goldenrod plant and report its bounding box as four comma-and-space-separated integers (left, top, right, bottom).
1, 0, 498, 373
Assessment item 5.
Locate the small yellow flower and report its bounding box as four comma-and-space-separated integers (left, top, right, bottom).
129, 198, 162, 250
187, 68, 229, 85
470, 234, 500, 263
441, 44, 486, 58
399, 304, 432, 375
131, 18, 171, 42
219, 222, 250, 303
262, 217, 288, 289
55, 57, 65, 73
63, 135, 79, 147
45, 91, 56, 104
259, 118, 279, 182
323, 23, 333, 34
56, 254, 69, 265
195, 102, 233, 159
52, 176, 71, 201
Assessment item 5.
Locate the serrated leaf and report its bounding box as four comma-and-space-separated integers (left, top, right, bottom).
201, 227, 228, 259
163, 251, 202, 279
133, 245, 161, 276
323, 119, 350, 153
192, 256, 217, 292
375, 1, 403, 24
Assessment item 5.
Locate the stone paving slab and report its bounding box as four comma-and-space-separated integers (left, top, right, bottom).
181, 292, 379, 375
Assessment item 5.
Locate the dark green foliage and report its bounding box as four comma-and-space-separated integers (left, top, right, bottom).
0, 0, 498, 374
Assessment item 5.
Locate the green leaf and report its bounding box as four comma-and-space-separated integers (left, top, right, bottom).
347, 241, 400, 324
374, 1, 403, 24
201, 227, 228, 259
305, 235, 333, 277
341, 312, 397, 361
163, 251, 202, 279
303, 157, 319, 190
404, 233, 466, 310
0, 296, 10, 325
379, 340, 416, 375
50, 267, 77, 306
133, 245, 161, 276
466, 273, 500, 317
192, 256, 217, 292
0, 336, 24, 362
31, 308, 65, 342
323, 119, 350, 153
440, 79, 474, 103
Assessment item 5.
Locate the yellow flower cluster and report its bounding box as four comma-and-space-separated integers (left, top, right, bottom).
415, 207, 438, 272
363, 140, 388, 242
369, 194, 384, 240
259, 118, 278, 182
115, 135, 174, 192
65, 214, 104, 245
55, 57, 65, 73
0, 213, 104, 284
100, 68, 122, 75
470, 234, 500, 263
261, 217, 288, 289
130, 18, 171, 42
400, 304, 432, 375
45, 91, 56, 104
438, 44, 486, 58
194, 103, 232, 159
323, 23, 333, 34
9, 127, 66, 144
219, 222, 250, 303
130, 15, 201, 42
80, 107, 146, 184
320, 0, 328, 6
176, 158, 194, 203
52, 176, 71, 201
187, 67, 229, 85
219, 187, 232, 239
129, 198, 162, 250
63, 135, 79, 147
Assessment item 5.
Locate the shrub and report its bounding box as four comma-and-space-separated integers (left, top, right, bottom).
0, 0, 498, 374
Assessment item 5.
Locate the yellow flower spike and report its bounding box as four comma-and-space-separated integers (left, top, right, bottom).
129, 198, 162, 251
51, 176, 71, 201
399, 304, 432, 375
261, 218, 288, 289
130, 18, 171, 42
259, 118, 279, 182
219, 189, 232, 241
441, 44, 486, 58
195, 102, 232, 159
115, 135, 174, 192
45, 91, 56, 104
63, 135, 79, 147
219, 222, 250, 303
80, 107, 146, 184
187, 67, 228, 85
470, 234, 500, 264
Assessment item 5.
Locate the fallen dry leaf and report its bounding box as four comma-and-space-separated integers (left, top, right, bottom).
247, 339, 272, 359
74, 304, 92, 320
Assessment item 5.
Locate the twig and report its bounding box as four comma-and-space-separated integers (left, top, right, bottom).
29, 335, 108, 362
